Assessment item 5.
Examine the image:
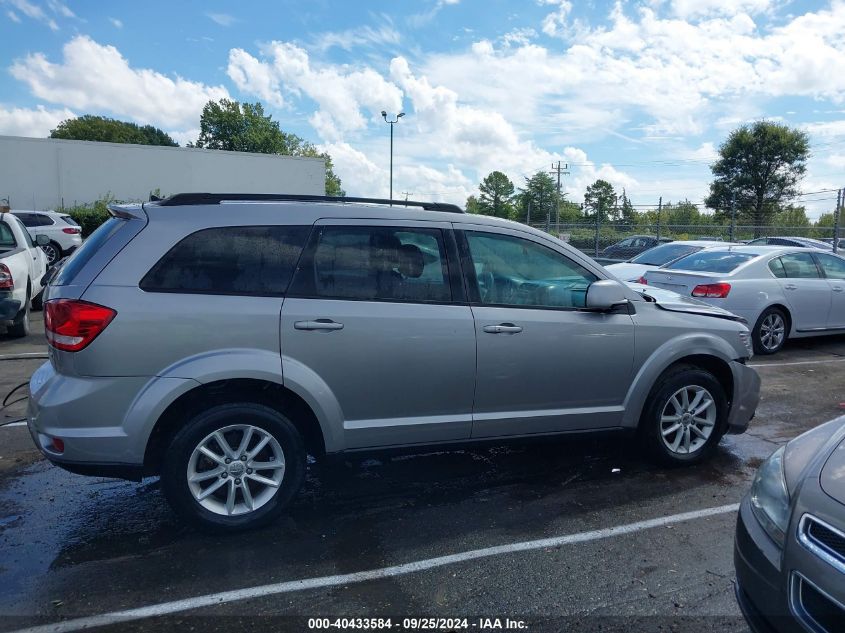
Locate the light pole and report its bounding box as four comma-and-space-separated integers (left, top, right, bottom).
381, 110, 404, 203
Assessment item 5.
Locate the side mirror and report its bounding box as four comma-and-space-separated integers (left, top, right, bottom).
35, 234, 50, 246
585, 279, 630, 311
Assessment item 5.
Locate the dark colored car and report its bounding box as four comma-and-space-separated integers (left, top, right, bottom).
746, 236, 833, 250
735, 415, 845, 632
600, 235, 672, 261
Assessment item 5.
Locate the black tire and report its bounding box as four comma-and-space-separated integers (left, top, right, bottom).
639, 365, 728, 466
31, 289, 44, 311
42, 241, 61, 266
6, 291, 30, 338
160, 403, 306, 532
752, 307, 788, 355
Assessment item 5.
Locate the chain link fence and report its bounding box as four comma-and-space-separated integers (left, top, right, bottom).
522, 221, 842, 263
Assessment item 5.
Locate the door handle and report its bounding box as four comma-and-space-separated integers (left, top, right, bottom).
833, 286, 844, 293
483, 323, 523, 334
294, 320, 344, 331
784, 284, 798, 290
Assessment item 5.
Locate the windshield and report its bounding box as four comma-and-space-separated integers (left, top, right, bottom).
665, 250, 756, 273
631, 243, 701, 266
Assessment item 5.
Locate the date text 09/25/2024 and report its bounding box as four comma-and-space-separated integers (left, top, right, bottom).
307, 618, 528, 630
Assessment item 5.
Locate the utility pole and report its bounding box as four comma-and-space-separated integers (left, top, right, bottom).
402, 191, 412, 204
656, 196, 662, 242
381, 111, 405, 204
835, 188, 842, 254
730, 195, 736, 243
550, 162, 570, 237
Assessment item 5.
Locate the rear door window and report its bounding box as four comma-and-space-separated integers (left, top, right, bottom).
779, 252, 821, 278
290, 226, 452, 303
141, 225, 311, 296
768, 257, 787, 278
0, 221, 17, 249
11, 216, 34, 247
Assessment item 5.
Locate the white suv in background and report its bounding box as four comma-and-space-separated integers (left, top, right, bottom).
12, 210, 82, 265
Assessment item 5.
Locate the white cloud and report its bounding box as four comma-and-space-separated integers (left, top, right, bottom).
6, 9, 20, 21
5, 0, 57, 29
0, 104, 75, 137
539, 0, 573, 37
669, 0, 773, 20
206, 12, 237, 27
109, 17, 122, 29
227, 42, 403, 141
46, 0, 74, 18
9, 35, 230, 129
311, 20, 401, 52
408, 0, 461, 28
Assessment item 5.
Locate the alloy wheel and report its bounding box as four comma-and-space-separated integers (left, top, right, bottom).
759, 313, 785, 352
660, 385, 717, 455
187, 424, 285, 516
42, 243, 59, 265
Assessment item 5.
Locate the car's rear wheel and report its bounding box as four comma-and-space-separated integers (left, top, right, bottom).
640, 366, 728, 465
752, 307, 787, 355
161, 403, 306, 532
42, 241, 61, 266
6, 291, 30, 338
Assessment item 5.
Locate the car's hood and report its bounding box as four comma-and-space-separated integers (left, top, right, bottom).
626, 283, 745, 323
821, 425, 845, 506
605, 262, 654, 282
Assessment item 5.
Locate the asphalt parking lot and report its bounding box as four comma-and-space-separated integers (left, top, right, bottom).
2, 313, 845, 632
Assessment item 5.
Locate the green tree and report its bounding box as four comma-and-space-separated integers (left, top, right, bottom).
516, 172, 557, 225
618, 188, 637, 227
704, 121, 809, 233
477, 171, 515, 218
583, 179, 616, 223
663, 200, 709, 226
773, 205, 810, 228
195, 99, 344, 196
465, 195, 481, 214
50, 115, 178, 146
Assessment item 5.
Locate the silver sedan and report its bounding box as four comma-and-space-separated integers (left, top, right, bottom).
644, 245, 845, 354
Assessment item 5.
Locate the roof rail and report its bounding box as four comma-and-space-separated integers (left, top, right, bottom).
157, 193, 464, 214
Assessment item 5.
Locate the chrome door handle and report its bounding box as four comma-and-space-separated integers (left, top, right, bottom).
784, 284, 798, 290
294, 320, 344, 331
483, 323, 523, 334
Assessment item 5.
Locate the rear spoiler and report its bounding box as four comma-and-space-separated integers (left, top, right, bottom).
107, 203, 147, 220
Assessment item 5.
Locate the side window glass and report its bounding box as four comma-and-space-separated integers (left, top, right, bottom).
816, 253, 845, 280
465, 231, 598, 308
36, 214, 55, 226
0, 221, 16, 248
768, 258, 787, 278
141, 225, 310, 295
292, 226, 451, 303
12, 217, 34, 247
779, 253, 821, 279
15, 214, 36, 227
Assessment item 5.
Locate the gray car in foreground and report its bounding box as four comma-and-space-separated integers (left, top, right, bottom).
28, 194, 760, 531
735, 415, 845, 632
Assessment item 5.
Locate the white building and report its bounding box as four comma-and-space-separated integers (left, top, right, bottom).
0, 135, 326, 210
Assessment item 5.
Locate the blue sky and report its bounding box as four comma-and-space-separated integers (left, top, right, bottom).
2, 0, 845, 218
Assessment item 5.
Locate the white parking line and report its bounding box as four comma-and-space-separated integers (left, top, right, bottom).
8, 502, 740, 633
0, 352, 47, 361
0, 421, 27, 428
749, 357, 845, 368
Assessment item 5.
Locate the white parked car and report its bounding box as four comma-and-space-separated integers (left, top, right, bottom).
1, 211, 48, 337
606, 240, 729, 282
644, 246, 845, 355
11, 210, 82, 265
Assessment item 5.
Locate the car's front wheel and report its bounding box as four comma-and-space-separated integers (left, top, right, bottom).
161, 403, 306, 532
41, 241, 61, 266
640, 366, 728, 465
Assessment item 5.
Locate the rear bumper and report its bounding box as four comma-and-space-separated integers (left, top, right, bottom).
726, 360, 761, 434
0, 296, 22, 321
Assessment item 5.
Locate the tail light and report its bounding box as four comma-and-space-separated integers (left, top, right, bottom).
692, 283, 731, 298
44, 299, 116, 352
635, 276, 648, 285
0, 264, 12, 290
62, 227, 81, 234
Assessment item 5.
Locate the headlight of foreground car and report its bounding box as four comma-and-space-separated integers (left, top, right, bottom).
738, 330, 753, 359
750, 446, 790, 548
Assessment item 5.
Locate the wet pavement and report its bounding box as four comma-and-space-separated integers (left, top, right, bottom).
2, 327, 845, 632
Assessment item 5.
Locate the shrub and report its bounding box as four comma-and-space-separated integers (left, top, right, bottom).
64, 194, 116, 237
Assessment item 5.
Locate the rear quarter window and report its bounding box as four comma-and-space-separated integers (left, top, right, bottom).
140, 225, 311, 296
665, 251, 756, 273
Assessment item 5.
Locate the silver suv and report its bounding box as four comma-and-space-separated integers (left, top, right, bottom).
28, 194, 761, 531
